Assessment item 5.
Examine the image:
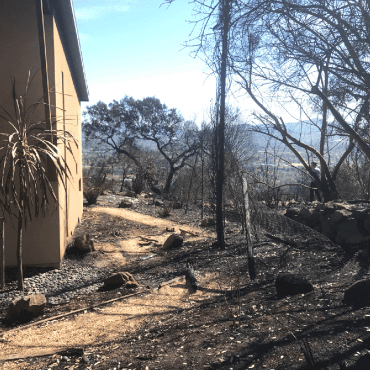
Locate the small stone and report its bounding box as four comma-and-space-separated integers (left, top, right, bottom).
154, 200, 163, 207
82, 355, 90, 364
122, 190, 137, 198
200, 218, 215, 227
118, 200, 133, 208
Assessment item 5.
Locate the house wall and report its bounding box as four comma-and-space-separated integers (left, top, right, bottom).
0, 0, 83, 267
51, 14, 84, 260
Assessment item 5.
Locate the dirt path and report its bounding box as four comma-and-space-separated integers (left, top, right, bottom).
89, 207, 214, 265
0, 208, 218, 369
0, 283, 217, 367
90, 207, 209, 234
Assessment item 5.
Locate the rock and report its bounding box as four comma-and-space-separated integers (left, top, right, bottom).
200, 218, 216, 227
118, 200, 132, 208
284, 208, 301, 222
123, 178, 134, 190
337, 218, 370, 244
321, 218, 336, 240
125, 273, 140, 289
315, 203, 326, 211
299, 207, 313, 220
350, 354, 370, 369
151, 186, 162, 196
81, 355, 90, 364
329, 209, 352, 224
103, 272, 140, 289
154, 200, 163, 207
280, 200, 370, 244
162, 233, 183, 250
364, 219, 370, 233
322, 201, 338, 213
73, 234, 94, 253
352, 209, 370, 220
122, 190, 137, 198
6, 294, 47, 322
59, 348, 84, 356
343, 280, 370, 307
172, 201, 183, 210
275, 273, 314, 296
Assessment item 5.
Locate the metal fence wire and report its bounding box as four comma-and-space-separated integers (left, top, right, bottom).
240, 179, 362, 289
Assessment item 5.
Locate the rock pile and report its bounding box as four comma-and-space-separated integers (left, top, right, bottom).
283, 201, 370, 244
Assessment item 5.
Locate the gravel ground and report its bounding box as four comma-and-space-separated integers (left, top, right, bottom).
0, 253, 115, 313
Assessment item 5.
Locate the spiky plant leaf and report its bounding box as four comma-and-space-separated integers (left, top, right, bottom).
0, 72, 78, 290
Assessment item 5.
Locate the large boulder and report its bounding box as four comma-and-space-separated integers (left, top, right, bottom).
343, 280, 370, 307
162, 233, 183, 250
73, 234, 94, 253
6, 294, 47, 323
275, 273, 314, 297
103, 272, 140, 290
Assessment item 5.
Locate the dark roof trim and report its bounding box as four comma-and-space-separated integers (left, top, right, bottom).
43, 0, 52, 14
52, 0, 89, 102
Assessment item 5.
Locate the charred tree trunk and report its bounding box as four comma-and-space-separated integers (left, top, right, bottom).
215, 0, 230, 248
242, 176, 255, 280
185, 156, 198, 214
164, 168, 175, 194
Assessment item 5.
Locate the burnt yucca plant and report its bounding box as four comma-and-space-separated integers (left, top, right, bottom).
0, 72, 77, 290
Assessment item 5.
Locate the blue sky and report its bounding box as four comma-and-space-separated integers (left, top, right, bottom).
72, 0, 218, 121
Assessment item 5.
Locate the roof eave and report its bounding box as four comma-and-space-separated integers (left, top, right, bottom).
53, 0, 89, 102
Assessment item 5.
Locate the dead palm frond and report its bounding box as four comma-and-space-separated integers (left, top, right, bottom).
0, 71, 78, 290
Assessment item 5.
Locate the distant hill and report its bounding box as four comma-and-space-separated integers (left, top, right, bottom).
248, 120, 347, 157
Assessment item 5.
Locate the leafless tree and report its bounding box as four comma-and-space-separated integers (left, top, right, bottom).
213, 0, 370, 201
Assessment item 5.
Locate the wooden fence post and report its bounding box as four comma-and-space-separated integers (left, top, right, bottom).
242, 175, 256, 280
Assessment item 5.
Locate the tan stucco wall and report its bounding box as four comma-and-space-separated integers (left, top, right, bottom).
51, 15, 84, 260
0, 0, 83, 267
